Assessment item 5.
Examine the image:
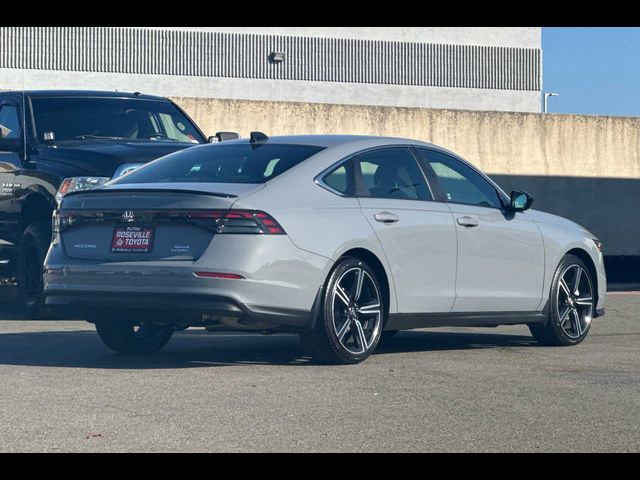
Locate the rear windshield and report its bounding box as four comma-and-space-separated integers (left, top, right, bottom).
31, 97, 205, 144
111, 143, 325, 184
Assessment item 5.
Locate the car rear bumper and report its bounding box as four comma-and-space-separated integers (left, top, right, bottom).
43, 233, 332, 330
45, 290, 316, 331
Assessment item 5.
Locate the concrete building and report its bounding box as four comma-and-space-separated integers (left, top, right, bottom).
0, 27, 542, 112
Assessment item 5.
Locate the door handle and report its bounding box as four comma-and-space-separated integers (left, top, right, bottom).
374, 211, 399, 224
456, 216, 479, 227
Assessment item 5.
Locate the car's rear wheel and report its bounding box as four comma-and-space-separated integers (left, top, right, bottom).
529, 254, 595, 346
301, 257, 385, 364
95, 320, 174, 354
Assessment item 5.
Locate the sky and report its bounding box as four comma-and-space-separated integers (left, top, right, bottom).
543, 27, 640, 116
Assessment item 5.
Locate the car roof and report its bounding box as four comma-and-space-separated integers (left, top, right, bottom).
4, 90, 169, 101
238, 134, 510, 202
227, 134, 436, 149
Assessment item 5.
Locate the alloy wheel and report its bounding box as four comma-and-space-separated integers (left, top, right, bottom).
331, 266, 382, 355
556, 264, 593, 339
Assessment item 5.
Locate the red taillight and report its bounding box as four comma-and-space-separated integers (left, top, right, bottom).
224, 211, 252, 219
146, 209, 285, 234
213, 210, 286, 235
53, 209, 79, 233
254, 212, 286, 234
53, 209, 286, 235
187, 210, 225, 219
193, 272, 244, 279
147, 209, 285, 234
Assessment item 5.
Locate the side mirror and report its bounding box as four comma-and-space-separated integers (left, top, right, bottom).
508, 190, 534, 212
208, 131, 240, 143
0, 137, 22, 153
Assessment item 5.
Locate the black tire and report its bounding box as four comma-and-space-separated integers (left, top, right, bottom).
302, 256, 386, 364
529, 254, 594, 346
95, 319, 174, 354
17, 221, 51, 319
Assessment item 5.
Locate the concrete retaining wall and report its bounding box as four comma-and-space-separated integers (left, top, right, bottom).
173, 96, 640, 258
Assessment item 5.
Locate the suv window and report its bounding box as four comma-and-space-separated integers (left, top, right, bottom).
417, 148, 503, 209
0, 104, 21, 139
354, 148, 431, 201
31, 97, 205, 144
112, 143, 325, 185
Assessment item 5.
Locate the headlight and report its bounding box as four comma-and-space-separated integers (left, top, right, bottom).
56, 176, 111, 204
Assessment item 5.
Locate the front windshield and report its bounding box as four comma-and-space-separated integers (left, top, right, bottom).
31, 97, 205, 144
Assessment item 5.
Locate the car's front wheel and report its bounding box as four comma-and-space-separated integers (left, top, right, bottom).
301, 257, 385, 364
529, 254, 595, 346
95, 320, 174, 354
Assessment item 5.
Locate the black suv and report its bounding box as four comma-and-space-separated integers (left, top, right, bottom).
0, 90, 215, 317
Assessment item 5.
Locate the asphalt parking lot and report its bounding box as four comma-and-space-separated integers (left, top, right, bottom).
0, 285, 638, 452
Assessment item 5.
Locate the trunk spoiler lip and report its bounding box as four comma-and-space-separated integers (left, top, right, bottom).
63, 188, 239, 199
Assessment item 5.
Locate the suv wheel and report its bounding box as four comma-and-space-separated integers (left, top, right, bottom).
301, 257, 385, 364
17, 222, 51, 319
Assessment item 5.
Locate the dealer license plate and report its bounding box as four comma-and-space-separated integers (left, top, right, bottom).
111, 226, 155, 253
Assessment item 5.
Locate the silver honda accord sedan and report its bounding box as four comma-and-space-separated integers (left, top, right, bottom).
43, 133, 606, 363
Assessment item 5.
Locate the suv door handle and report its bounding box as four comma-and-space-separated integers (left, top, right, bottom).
374, 211, 399, 224
456, 216, 479, 227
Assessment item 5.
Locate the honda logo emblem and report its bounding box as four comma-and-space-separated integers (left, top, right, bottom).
122, 211, 136, 222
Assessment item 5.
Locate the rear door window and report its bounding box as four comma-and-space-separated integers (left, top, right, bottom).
354, 148, 432, 201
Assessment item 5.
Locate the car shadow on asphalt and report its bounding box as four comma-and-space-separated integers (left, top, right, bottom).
0, 327, 538, 370
0, 285, 538, 369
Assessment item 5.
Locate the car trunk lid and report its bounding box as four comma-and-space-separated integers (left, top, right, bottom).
58, 183, 262, 261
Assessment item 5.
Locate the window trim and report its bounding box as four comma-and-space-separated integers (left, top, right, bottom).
414, 146, 511, 210
315, 144, 437, 202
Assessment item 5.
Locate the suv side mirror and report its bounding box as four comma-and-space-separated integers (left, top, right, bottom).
0, 137, 22, 153
508, 190, 534, 212
208, 131, 240, 143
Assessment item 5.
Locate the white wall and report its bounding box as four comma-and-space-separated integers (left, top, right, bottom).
136, 27, 541, 49
0, 27, 542, 112
0, 69, 542, 113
